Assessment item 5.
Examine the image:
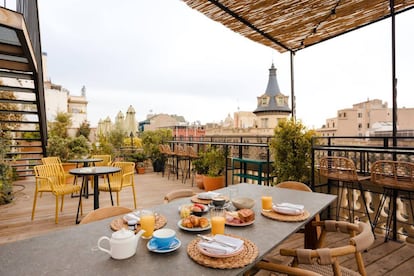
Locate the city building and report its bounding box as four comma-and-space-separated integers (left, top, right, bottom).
317, 99, 414, 137
42, 53, 88, 136
206, 63, 291, 136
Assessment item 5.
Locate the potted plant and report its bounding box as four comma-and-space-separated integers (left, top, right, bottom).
198, 146, 226, 191
192, 156, 208, 189
125, 151, 147, 174
141, 129, 172, 173
269, 118, 316, 184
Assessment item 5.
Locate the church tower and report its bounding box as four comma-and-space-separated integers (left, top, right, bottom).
253, 63, 291, 128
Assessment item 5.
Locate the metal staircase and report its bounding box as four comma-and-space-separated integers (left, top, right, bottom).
0, 1, 47, 178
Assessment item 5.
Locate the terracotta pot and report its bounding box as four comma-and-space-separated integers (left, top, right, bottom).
202, 175, 225, 191
195, 173, 204, 189
137, 167, 145, 174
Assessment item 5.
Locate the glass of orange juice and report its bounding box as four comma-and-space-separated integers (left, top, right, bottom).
140, 209, 155, 239
210, 207, 225, 235
261, 194, 273, 212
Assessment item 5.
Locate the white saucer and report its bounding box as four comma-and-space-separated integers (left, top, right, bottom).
147, 237, 181, 253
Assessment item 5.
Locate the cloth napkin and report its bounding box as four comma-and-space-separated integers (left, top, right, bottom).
197, 191, 220, 200
198, 235, 244, 255
273, 202, 305, 215
123, 212, 140, 223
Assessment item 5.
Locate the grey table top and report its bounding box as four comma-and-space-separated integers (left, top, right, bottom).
0, 183, 336, 276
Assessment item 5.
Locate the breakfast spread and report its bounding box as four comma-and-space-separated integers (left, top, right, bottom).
225, 208, 255, 225
181, 215, 209, 228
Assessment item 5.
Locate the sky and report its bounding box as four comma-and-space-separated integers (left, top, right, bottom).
36, 0, 414, 129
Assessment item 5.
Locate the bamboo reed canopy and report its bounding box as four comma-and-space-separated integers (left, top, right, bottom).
182, 0, 414, 53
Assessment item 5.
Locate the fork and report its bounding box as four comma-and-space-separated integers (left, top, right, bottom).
197, 234, 237, 249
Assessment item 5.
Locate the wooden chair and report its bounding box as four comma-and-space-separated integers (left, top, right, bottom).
319, 156, 373, 227
275, 181, 321, 249
163, 188, 195, 203
98, 162, 137, 209
255, 220, 374, 276
32, 164, 82, 224
79, 206, 132, 224
371, 160, 414, 241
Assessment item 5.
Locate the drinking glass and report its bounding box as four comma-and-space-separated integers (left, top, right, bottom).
210, 206, 225, 235
261, 194, 273, 212
140, 209, 155, 239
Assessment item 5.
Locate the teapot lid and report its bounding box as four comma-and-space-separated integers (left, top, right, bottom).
112, 228, 135, 240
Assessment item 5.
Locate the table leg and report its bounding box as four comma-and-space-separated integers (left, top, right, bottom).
93, 174, 99, 209
107, 174, 114, 206
75, 177, 86, 224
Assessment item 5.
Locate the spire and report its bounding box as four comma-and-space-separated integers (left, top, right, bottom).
253, 63, 291, 115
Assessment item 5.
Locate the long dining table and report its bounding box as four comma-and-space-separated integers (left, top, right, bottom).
0, 183, 336, 276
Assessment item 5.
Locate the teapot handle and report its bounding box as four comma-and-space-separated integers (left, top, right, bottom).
97, 236, 111, 255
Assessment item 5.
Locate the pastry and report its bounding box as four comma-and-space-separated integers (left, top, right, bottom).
238, 208, 255, 223
199, 217, 209, 228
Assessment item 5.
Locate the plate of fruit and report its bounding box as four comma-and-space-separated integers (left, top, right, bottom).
179, 203, 209, 218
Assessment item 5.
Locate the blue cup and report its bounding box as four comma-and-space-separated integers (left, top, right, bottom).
152, 228, 176, 248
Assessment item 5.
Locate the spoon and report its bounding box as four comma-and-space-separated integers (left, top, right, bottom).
197, 234, 237, 249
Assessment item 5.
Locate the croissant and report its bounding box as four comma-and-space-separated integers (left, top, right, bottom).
189, 215, 200, 226
181, 217, 194, 228
199, 217, 209, 228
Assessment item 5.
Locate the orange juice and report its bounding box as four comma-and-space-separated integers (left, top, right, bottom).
211, 216, 225, 235
140, 211, 155, 239
261, 196, 273, 211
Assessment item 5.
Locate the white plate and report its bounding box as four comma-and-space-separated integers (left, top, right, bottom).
197, 192, 220, 200
147, 237, 181, 253
177, 219, 211, 232
225, 219, 255, 227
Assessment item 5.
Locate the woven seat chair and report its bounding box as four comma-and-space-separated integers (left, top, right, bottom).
319, 156, 373, 227
371, 160, 414, 241
79, 206, 132, 224
254, 220, 374, 276
98, 161, 137, 209
163, 188, 195, 203
32, 164, 83, 224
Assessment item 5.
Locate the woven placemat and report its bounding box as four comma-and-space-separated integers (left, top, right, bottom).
187, 234, 258, 269
261, 209, 310, 222
110, 214, 167, 234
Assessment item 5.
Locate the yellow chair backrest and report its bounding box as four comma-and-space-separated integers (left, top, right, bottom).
91, 155, 112, 166
42, 157, 62, 165
34, 164, 65, 192
110, 162, 135, 188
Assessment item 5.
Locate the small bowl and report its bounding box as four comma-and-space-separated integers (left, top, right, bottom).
152, 228, 176, 248
191, 204, 209, 216
232, 197, 255, 209
212, 196, 226, 207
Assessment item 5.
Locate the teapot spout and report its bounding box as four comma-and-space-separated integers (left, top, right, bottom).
135, 229, 145, 238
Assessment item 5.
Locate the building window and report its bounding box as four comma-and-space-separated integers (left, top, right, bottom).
261, 118, 268, 128
358, 112, 362, 118
343, 112, 347, 118
276, 96, 284, 106
333, 122, 335, 128
358, 123, 362, 129
261, 97, 269, 106
367, 123, 370, 128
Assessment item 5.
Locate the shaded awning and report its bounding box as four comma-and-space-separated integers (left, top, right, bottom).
182, 0, 414, 53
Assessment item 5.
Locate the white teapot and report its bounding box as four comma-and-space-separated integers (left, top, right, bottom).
97, 228, 145, 260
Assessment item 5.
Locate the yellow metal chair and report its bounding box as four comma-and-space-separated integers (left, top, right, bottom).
91, 154, 112, 166
41, 156, 73, 185
98, 161, 137, 209
32, 164, 83, 224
